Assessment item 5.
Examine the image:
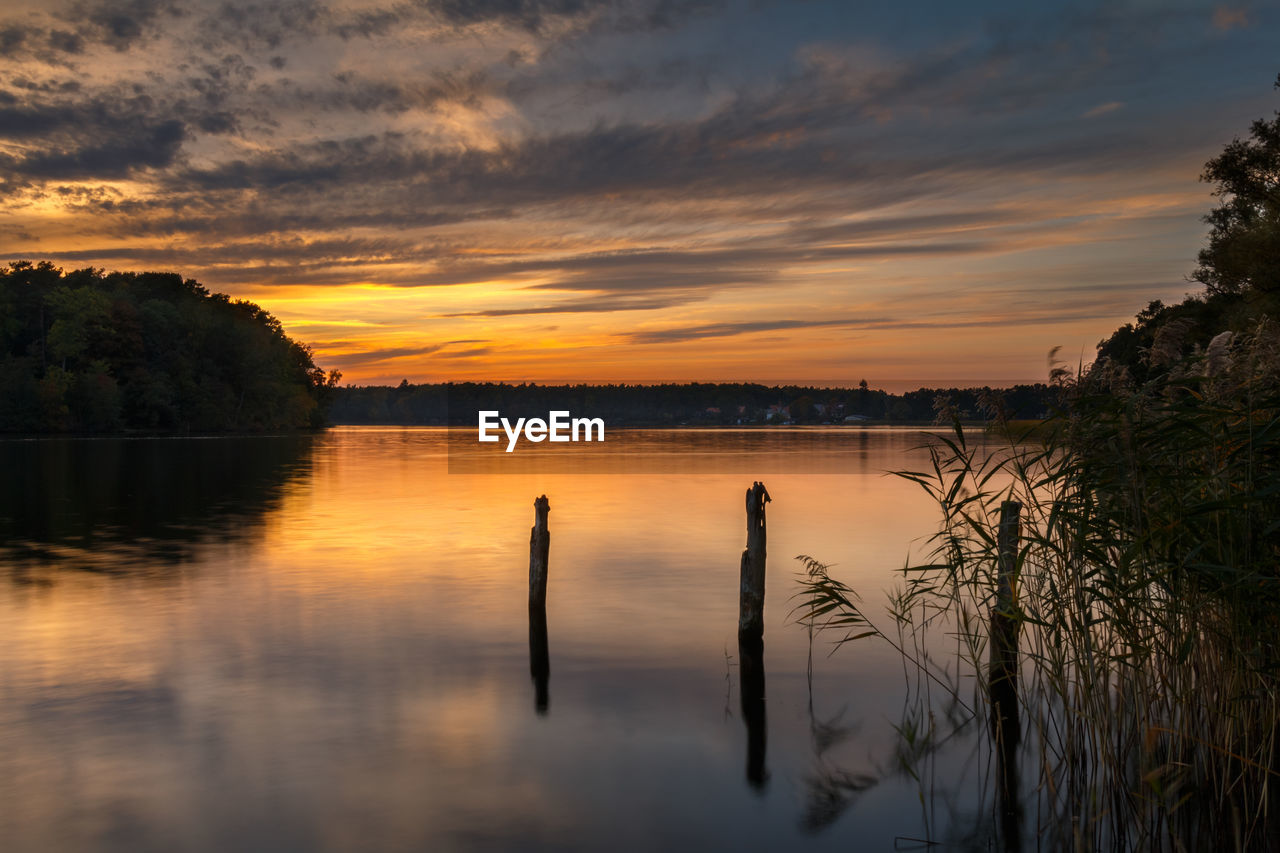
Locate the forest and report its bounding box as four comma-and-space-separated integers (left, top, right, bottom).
0, 262, 340, 433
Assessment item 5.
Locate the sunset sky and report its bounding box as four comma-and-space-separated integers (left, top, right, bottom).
1, 0, 1276, 386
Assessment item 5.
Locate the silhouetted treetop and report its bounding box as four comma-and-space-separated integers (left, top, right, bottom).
1194, 74, 1280, 297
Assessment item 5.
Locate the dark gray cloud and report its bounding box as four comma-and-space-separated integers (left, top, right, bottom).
192, 0, 326, 51
328, 7, 402, 39
0, 26, 31, 55
411, 0, 721, 36
636, 0, 721, 30
624, 308, 1136, 345
332, 340, 494, 366
328, 344, 451, 366
0, 0, 181, 61
626, 317, 889, 344
2, 119, 185, 180
70, 0, 180, 51
428, 0, 596, 31
177, 0, 721, 51
444, 293, 703, 315
0, 78, 249, 186
0, 96, 172, 139
278, 68, 493, 115
46, 28, 84, 53
31, 235, 420, 265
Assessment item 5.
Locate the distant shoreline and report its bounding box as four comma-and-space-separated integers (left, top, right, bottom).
327, 420, 980, 429
329, 380, 1057, 429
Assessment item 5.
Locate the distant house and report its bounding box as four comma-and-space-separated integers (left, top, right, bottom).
767, 404, 790, 421
843, 414, 870, 423
706, 407, 721, 414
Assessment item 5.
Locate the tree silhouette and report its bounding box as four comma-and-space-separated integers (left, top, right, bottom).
1194, 74, 1280, 296
0, 262, 340, 433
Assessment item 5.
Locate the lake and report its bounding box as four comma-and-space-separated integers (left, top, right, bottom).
0, 427, 1010, 851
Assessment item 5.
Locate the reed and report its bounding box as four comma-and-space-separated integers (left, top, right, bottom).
796, 323, 1280, 850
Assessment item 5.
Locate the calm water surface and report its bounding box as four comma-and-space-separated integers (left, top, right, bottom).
0, 428, 1007, 851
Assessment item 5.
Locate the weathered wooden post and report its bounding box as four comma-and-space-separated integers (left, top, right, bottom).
529, 495, 550, 609
988, 499, 1022, 720
738, 482, 771, 641
734, 482, 770, 788
527, 495, 551, 714
989, 499, 1023, 849
988, 500, 1023, 843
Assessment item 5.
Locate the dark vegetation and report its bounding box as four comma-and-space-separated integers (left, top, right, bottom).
0, 434, 316, 573
331, 379, 1056, 426
796, 78, 1280, 849
0, 262, 340, 432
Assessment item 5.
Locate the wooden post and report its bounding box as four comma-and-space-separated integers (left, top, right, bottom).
989, 499, 1023, 743
738, 482, 771, 641
988, 501, 1023, 849
529, 495, 550, 609
528, 494, 551, 715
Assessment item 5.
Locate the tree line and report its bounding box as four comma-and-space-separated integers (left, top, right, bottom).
329, 379, 1057, 426
0, 262, 340, 433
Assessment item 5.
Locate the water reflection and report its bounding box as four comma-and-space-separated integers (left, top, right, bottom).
801, 665, 870, 831
448, 426, 921, 474
990, 665, 1023, 853
801, 768, 877, 833
0, 427, 1008, 851
529, 605, 551, 715
0, 435, 315, 575
995, 716, 1023, 853
738, 635, 768, 791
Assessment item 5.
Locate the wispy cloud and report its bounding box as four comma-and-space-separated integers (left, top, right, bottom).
1212, 6, 1249, 31
1082, 101, 1123, 119
625, 318, 890, 344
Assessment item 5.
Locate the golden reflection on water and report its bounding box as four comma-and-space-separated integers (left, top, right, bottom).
0, 427, 998, 851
